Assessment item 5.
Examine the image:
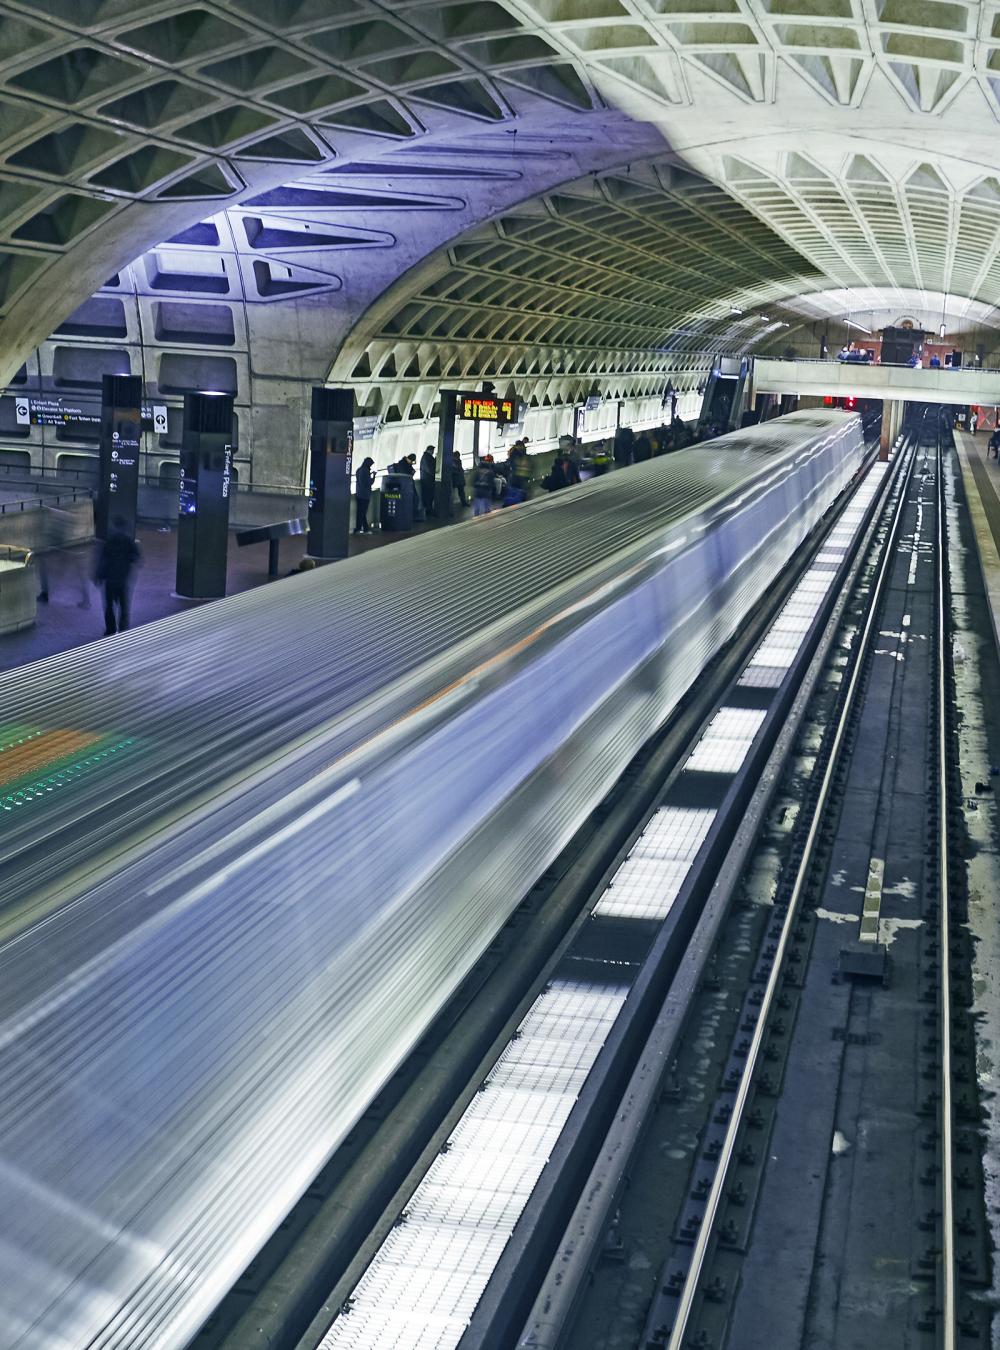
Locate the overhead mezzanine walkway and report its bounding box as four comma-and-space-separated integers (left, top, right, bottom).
752, 358, 1000, 407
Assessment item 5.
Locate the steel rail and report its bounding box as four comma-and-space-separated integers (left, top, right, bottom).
936, 433, 957, 1350
665, 433, 920, 1350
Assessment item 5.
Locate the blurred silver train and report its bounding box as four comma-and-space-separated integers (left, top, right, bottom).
0, 409, 864, 1348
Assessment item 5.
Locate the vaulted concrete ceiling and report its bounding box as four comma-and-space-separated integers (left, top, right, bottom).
2, 0, 1000, 387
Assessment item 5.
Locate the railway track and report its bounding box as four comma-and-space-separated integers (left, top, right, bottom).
635, 415, 977, 1350
522, 410, 988, 1350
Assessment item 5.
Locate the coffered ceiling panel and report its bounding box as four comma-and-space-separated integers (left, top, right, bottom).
1, 0, 1000, 389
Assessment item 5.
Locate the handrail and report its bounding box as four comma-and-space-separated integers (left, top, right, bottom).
0, 463, 307, 498
0, 489, 93, 514
761, 354, 1000, 373
0, 544, 32, 563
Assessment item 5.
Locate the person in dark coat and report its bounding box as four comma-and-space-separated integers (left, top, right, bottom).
545, 456, 573, 492
561, 441, 582, 483
451, 450, 468, 507
354, 456, 375, 534
671, 416, 691, 449
95, 516, 140, 636
419, 446, 437, 516
508, 443, 531, 494
613, 426, 634, 467
472, 455, 498, 516
633, 433, 653, 462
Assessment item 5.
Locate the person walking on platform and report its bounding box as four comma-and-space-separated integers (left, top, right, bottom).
95, 517, 140, 636
354, 456, 375, 534
419, 446, 437, 517
36, 505, 90, 608
451, 450, 468, 507
472, 455, 497, 517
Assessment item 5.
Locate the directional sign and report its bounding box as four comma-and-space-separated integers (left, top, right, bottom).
147, 404, 168, 434
12, 395, 167, 430
16, 397, 100, 427
353, 414, 381, 440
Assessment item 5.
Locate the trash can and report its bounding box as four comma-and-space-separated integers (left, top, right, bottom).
380, 473, 414, 531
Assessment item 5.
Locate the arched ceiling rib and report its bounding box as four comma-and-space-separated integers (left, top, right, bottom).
329, 157, 821, 409
4, 0, 1000, 384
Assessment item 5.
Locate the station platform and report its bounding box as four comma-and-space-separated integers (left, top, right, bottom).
0, 502, 475, 672
954, 431, 1000, 650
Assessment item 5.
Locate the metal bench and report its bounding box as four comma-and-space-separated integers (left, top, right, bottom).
235, 518, 305, 577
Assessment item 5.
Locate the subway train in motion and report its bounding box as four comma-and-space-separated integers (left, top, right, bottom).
0, 409, 865, 1350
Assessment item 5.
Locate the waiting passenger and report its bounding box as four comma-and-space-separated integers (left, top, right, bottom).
354, 456, 375, 534
508, 443, 531, 494
545, 455, 574, 493
451, 450, 468, 507
613, 426, 634, 467
95, 516, 140, 637
929, 354, 941, 369
502, 442, 519, 484
472, 455, 497, 516
633, 433, 653, 462
987, 429, 1000, 458
419, 446, 437, 517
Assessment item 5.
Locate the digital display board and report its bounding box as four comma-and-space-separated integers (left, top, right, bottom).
457, 393, 515, 424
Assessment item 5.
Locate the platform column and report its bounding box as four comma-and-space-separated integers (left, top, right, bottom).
435, 390, 458, 519
96, 374, 142, 541
307, 387, 354, 558
176, 393, 234, 599
880, 398, 902, 460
